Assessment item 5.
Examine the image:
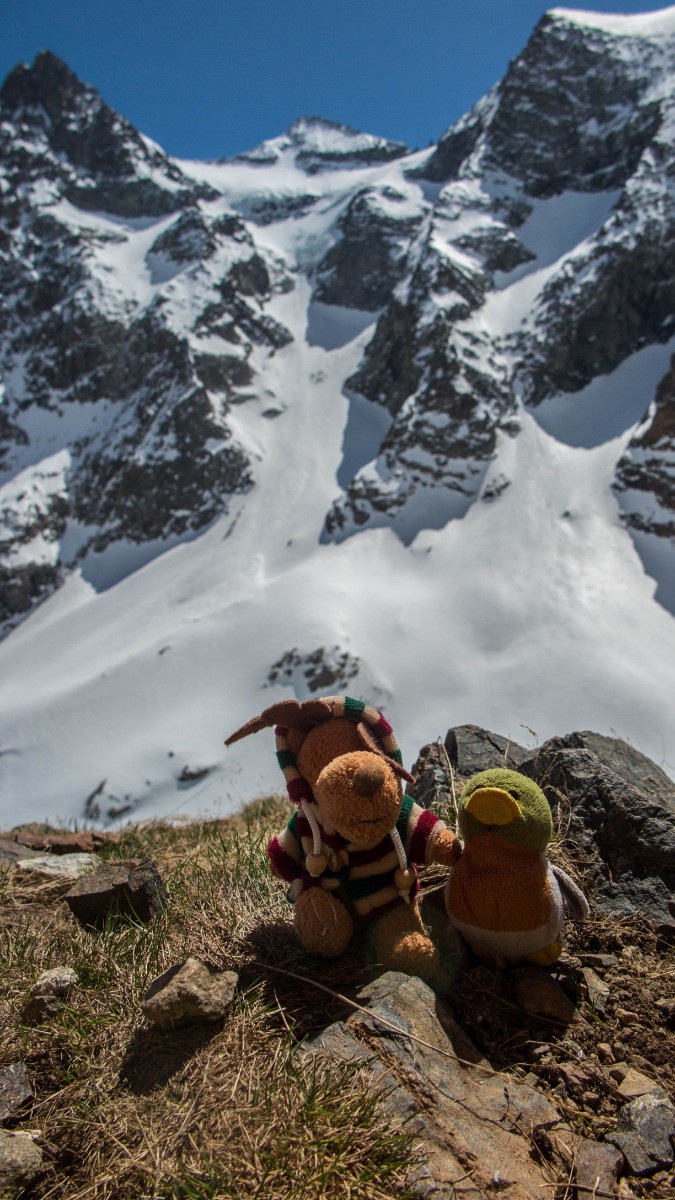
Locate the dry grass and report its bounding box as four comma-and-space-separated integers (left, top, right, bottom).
0, 798, 419, 1200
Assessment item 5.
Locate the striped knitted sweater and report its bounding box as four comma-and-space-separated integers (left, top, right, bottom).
268, 793, 446, 921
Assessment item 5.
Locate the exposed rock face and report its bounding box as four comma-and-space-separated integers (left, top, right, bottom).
3, 10, 675, 636
0, 51, 214, 217
615, 356, 675, 572
0, 53, 292, 632
324, 9, 675, 557
302, 970, 574, 1199
236, 116, 408, 172
266, 645, 360, 695
313, 185, 424, 311
416, 726, 675, 923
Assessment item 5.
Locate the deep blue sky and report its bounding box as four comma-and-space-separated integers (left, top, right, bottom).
2, 1, 670, 160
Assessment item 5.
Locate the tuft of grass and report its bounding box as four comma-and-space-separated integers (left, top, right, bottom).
0, 797, 419, 1200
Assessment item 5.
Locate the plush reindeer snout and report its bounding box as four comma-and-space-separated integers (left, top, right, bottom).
352, 761, 386, 796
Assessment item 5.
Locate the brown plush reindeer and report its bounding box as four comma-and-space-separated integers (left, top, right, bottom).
226, 695, 461, 979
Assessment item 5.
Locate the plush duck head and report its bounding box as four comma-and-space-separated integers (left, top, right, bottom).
446, 767, 588, 967
458, 768, 553, 851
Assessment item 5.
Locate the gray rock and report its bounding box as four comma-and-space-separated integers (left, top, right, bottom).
20, 994, 63, 1026
64, 857, 167, 927
581, 967, 610, 1016
15, 853, 100, 881
541, 731, 675, 806
574, 1139, 623, 1196
302, 971, 573, 1199
31, 966, 78, 998
140, 958, 238, 1029
0, 1130, 42, 1199
514, 968, 579, 1026
0, 839, 40, 865
0, 1064, 32, 1124
608, 1088, 675, 1176
444, 724, 530, 778
519, 740, 675, 922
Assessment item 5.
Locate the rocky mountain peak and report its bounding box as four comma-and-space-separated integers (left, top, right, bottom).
0, 51, 214, 218
238, 114, 409, 172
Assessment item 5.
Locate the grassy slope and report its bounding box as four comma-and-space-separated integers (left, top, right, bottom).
1, 797, 418, 1200
2, 790, 674, 1199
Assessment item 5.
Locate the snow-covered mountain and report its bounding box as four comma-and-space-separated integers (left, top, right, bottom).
1, 8, 675, 826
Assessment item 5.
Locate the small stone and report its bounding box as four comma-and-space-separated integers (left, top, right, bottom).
31, 967, 78, 998
582, 967, 610, 1014
608, 1088, 675, 1176
655, 922, 675, 946
0, 1129, 42, 1198
579, 953, 619, 971
65, 857, 167, 927
140, 958, 238, 1029
522, 1041, 551, 1062
514, 968, 579, 1025
15, 831, 108, 855
0, 839, 40, 865
617, 1067, 662, 1100
610, 1063, 629, 1082
20, 994, 62, 1026
616, 1008, 639, 1027
598, 1043, 615, 1064
16, 853, 100, 881
0, 1064, 32, 1124
574, 1138, 622, 1196
582, 1092, 601, 1109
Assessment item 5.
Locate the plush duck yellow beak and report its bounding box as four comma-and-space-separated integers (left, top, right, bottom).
466, 786, 521, 825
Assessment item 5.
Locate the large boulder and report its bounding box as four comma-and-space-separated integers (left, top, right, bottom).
302, 971, 574, 1199
414, 727, 675, 922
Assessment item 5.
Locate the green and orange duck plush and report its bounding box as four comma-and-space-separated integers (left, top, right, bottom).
445, 768, 589, 966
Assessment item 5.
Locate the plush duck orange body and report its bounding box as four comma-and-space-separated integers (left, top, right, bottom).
445, 769, 589, 967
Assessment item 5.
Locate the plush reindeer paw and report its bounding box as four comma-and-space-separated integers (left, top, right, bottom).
430, 828, 462, 866
294, 888, 354, 957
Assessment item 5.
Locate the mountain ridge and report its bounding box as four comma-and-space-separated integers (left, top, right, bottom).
0, 10, 674, 826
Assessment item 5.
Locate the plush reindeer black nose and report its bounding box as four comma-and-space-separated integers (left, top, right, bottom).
352, 761, 386, 796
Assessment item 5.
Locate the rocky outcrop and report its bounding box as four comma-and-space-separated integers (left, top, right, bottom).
237, 116, 409, 172
313, 186, 425, 311
615, 355, 675, 548
0, 52, 215, 217
325, 9, 675, 548
0, 54, 293, 631
425, 724, 675, 924
302, 971, 575, 1199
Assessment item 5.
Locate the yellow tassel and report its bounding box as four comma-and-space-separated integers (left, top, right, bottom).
394, 866, 414, 892
306, 851, 328, 877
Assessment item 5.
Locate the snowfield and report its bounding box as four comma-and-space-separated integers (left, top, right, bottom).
1, 11, 675, 828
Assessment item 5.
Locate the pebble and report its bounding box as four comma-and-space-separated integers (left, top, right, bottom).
514, 968, 579, 1025
141, 957, 238, 1029
597, 1042, 615, 1064
582, 967, 610, 1015
0, 1129, 42, 1196
608, 1088, 675, 1176
0, 1064, 32, 1124
31, 967, 78, 998
578, 953, 619, 971
616, 1008, 639, 1027
574, 1138, 622, 1197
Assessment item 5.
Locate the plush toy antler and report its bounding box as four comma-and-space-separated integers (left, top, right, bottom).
225, 698, 333, 745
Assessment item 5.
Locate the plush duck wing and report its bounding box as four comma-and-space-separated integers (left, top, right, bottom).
550, 864, 589, 920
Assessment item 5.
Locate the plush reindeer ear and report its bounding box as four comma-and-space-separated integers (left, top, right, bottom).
225, 698, 333, 746
355, 721, 416, 784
